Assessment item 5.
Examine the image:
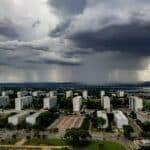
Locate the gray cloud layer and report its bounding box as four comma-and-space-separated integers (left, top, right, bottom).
0, 0, 150, 83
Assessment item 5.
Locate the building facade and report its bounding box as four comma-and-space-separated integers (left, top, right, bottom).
72, 96, 82, 112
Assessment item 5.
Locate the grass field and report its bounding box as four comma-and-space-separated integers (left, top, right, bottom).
26, 138, 125, 150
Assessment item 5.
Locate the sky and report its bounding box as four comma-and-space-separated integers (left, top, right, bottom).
0, 0, 150, 84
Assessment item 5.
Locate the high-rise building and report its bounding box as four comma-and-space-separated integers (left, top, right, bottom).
66, 90, 73, 98
82, 90, 88, 99
49, 91, 57, 97
43, 96, 57, 109
117, 90, 124, 97
101, 96, 110, 112
15, 96, 33, 111
129, 96, 143, 112
72, 96, 82, 112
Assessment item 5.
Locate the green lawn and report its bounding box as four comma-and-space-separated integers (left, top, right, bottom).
25, 138, 67, 146
26, 138, 125, 150
74, 141, 125, 150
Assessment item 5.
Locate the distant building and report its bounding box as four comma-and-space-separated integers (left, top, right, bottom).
72, 96, 82, 112
97, 111, 108, 128
43, 96, 57, 109
129, 96, 143, 112
17, 91, 28, 98
32, 91, 44, 97
0, 96, 9, 108
15, 96, 33, 111
49, 91, 57, 97
26, 109, 47, 125
66, 90, 73, 98
136, 111, 150, 123
2, 90, 14, 96
113, 110, 128, 128
8, 111, 31, 126
82, 90, 88, 99
117, 90, 124, 97
100, 91, 105, 99
101, 96, 111, 112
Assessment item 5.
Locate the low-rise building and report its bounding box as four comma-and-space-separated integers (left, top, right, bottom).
129, 96, 143, 112
15, 96, 33, 111
72, 96, 82, 112
1, 90, 14, 96
8, 111, 31, 126
0, 96, 9, 108
82, 90, 88, 99
97, 111, 108, 128
136, 111, 150, 123
66, 90, 73, 98
26, 109, 47, 125
43, 96, 57, 109
32, 91, 44, 97
113, 110, 128, 128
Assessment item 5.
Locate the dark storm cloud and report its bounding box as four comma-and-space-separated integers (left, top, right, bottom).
68, 22, 150, 56
49, 0, 86, 16
0, 18, 19, 39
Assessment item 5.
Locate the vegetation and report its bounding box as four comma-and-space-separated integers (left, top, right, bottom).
85, 99, 102, 109
80, 117, 90, 130
64, 128, 91, 146
123, 125, 133, 139
144, 100, 150, 111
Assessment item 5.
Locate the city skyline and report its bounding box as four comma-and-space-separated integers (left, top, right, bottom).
0, 0, 150, 84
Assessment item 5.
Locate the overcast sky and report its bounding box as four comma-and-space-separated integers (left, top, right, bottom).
0, 0, 150, 84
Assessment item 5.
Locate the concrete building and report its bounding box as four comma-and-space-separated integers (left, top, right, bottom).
1, 90, 14, 96
66, 90, 73, 98
43, 96, 57, 109
136, 111, 150, 123
72, 96, 82, 112
26, 109, 47, 125
117, 90, 124, 97
15, 96, 33, 111
100, 90, 105, 98
0, 96, 9, 108
97, 111, 108, 128
82, 90, 88, 99
32, 91, 44, 97
113, 110, 128, 128
8, 111, 31, 126
129, 96, 143, 112
101, 96, 111, 112
49, 91, 57, 97
17, 91, 28, 98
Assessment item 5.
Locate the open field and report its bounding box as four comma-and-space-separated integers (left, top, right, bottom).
52, 115, 84, 136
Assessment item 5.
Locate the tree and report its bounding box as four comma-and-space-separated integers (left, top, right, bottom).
123, 125, 133, 139
64, 128, 91, 146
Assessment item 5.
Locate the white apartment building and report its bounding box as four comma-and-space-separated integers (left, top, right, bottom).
17, 91, 28, 98
66, 90, 73, 98
43, 96, 57, 109
136, 111, 150, 123
8, 111, 31, 126
0, 96, 9, 108
82, 90, 88, 99
129, 96, 143, 112
97, 111, 108, 128
26, 109, 47, 125
113, 110, 128, 128
117, 90, 124, 97
72, 96, 82, 112
15, 96, 33, 111
100, 91, 105, 99
1, 90, 14, 96
32, 91, 44, 97
49, 91, 57, 97
101, 96, 111, 112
